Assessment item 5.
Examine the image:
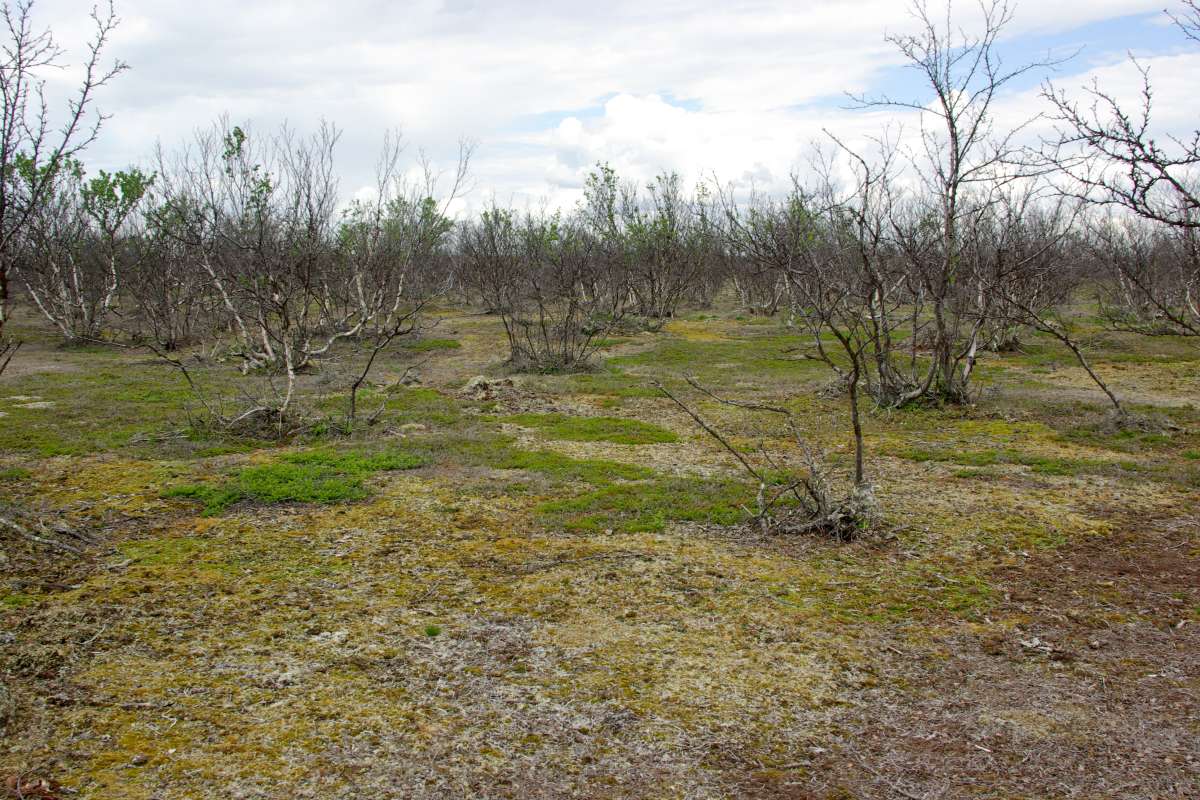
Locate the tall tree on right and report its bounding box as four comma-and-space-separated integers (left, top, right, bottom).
1043, 1, 1200, 338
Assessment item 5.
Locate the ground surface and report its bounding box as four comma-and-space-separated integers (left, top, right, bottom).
1, 305, 1197, 799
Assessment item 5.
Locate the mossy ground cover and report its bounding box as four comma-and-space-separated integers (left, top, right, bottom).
0, 362, 195, 456
607, 323, 829, 389
398, 336, 461, 352
536, 475, 757, 533
164, 446, 429, 515
1, 311, 1198, 798
501, 412, 678, 445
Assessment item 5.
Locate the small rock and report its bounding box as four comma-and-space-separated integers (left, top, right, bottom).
460, 375, 514, 400
130, 754, 149, 766
0, 683, 14, 726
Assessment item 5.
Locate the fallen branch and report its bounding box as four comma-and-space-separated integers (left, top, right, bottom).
0, 339, 19, 377
0, 504, 99, 556
0, 515, 84, 555
653, 377, 876, 540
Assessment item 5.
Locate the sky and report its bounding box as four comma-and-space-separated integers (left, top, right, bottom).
28, 0, 1200, 213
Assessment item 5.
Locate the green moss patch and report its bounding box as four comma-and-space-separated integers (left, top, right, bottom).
890, 445, 1094, 476
503, 413, 677, 445
608, 330, 828, 386
165, 446, 427, 515
400, 337, 462, 351
1, 590, 39, 609
424, 426, 654, 486
384, 387, 463, 426
0, 366, 194, 456
0, 466, 31, 482
537, 476, 753, 533
1060, 418, 1192, 455
490, 449, 653, 483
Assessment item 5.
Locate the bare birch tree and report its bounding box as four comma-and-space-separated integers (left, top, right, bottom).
1043, 1, 1199, 337
17, 162, 150, 342
854, 0, 1062, 402
0, 0, 126, 373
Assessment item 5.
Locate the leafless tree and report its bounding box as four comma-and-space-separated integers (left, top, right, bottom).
121, 187, 211, 350
460, 205, 624, 371
720, 143, 905, 492
581, 165, 717, 327
686, 230, 732, 311
727, 249, 788, 317
158, 121, 340, 420
337, 136, 469, 425
1087, 216, 1198, 337
456, 202, 520, 316
1043, 2, 1200, 337
13, 161, 96, 340
657, 377, 876, 540
0, 0, 126, 373
149, 120, 466, 434
783, 165, 886, 484
968, 187, 1128, 414
854, 0, 1063, 402
1044, 3, 1198, 230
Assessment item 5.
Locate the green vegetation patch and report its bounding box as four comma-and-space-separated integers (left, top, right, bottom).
1, 590, 39, 609
165, 446, 427, 515
1060, 418, 1190, 455
385, 387, 463, 426
116, 526, 347, 583
425, 425, 654, 487
502, 413, 677, 445
490, 448, 653, 483
1011, 331, 1200, 368
283, 447, 426, 473
400, 337, 462, 352
890, 445, 1093, 476
537, 476, 754, 533
590, 337, 632, 349
0, 365, 195, 456
607, 329, 833, 386
0, 466, 32, 482
535, 368, 662, 399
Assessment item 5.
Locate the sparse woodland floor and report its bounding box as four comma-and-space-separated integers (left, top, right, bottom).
0, 305, 1197, 799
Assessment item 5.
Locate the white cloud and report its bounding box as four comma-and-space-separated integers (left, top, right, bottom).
19, 0, 1197, 211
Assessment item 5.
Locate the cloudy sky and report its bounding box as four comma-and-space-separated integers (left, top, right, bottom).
30, 0, 1200, 211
